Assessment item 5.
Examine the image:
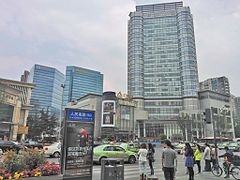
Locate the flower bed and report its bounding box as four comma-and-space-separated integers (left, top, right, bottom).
0, 149, 60, 179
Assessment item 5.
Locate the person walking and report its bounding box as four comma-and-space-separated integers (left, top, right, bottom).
185, 143, 195, 180
203, 143, 211, 171
138, 143, 148, 180
211, 145, 217, 167
194, 144, 202, 174
147, 143, 155, 175
162, 140, 177, 180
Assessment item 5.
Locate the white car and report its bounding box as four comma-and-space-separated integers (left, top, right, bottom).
43, 142, 61, 158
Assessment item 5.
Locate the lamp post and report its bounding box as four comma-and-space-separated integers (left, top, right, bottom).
58, 84, 65, 142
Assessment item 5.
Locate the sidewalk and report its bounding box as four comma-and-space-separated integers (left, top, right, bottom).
26, 172, 234, 180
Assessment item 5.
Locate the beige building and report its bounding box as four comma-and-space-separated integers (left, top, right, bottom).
66, 92, 148, 140
0, 78, 35, 141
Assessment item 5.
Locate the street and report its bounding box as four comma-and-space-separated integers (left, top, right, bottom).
48, 148, 238, 180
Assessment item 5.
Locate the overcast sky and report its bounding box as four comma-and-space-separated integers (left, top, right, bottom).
0, 0, 239, 96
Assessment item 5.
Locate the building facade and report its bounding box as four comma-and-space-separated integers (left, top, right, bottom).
199, 76, 230, 96
63, 66, 103, 106
0, 78, 35, 141
66, 92, 148, 140
198, 90, 234, 138
128, 2, 199, 137
232, 96, 240, 137
29, 64, 64, 116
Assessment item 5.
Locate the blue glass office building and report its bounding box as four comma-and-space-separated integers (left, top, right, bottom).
128, 2, 199, 137
63, 66, 103, 106
29, 64, 64, 116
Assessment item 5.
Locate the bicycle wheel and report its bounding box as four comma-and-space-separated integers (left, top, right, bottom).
212, 165, 223, 177
231, 166, 240, 180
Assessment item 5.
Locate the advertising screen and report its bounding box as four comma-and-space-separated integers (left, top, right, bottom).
101, 100, 115, 127
62, 109, 95, 180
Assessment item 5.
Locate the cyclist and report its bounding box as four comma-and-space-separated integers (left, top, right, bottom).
219, 146, 234, 178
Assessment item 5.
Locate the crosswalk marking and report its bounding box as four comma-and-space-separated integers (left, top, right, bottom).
93, 161, 164, 179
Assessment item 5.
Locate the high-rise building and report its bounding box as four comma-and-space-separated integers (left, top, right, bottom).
20, 70, 30, 83
63, 66, 103, 106
29, 64, 64, 116
128, 2, 199, 137
199, 76, 230, 96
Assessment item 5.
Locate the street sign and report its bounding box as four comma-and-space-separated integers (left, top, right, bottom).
62, 108, 95, 180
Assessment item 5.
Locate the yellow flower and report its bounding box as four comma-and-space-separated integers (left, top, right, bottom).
34, 172, 42, 177
0, 176, 3, 180
14, 172, 21, 179
8, 176, 12, 180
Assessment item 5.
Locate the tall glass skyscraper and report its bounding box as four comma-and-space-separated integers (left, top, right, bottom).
63, 66, 103, 106
29, 64, 64, 116
128, 2, 199, 137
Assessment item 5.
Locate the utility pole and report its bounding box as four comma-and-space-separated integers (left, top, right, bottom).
211, 107, 218, 163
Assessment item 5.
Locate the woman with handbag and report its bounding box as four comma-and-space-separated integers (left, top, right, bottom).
147, 143, 155, 175
185, 143, 195, 180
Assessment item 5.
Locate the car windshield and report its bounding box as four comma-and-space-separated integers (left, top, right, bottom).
94, 145, 105, 150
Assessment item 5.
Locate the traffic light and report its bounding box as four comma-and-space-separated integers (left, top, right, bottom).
203, 108, 211, 124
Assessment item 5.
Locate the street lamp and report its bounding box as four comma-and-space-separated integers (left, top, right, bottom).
58, 84, 65, 142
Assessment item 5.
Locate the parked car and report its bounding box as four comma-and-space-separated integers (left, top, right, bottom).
227, 142, 240, 151
93, 144, 137, 164
43, 142, 61, 158
23, 140, 43, 149
218, 142, 230, 150
0, 141, 27, 154
120, 143, 139, 153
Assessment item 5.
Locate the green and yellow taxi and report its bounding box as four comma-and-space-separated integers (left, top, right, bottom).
120, 143, 139, 153
93, 144, 137, 164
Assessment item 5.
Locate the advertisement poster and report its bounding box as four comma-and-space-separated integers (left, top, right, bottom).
101, 100, 115, 127
62, 109, 95, 180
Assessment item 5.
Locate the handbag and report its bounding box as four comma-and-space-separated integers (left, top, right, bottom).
193, 157, 196, 164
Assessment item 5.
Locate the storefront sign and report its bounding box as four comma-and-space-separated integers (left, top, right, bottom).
62, 109, 95, 180
17, 126, 29, 134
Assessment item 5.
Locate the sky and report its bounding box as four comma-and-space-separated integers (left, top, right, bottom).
0, 0, 239, 96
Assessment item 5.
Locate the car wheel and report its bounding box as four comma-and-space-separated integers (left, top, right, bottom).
53, 151, 60, 158
99, 157, 107, 165
128, 155, 136, 164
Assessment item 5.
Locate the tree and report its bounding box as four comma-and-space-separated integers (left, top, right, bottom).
159, 134, 167, 140
177, 113, 189, 141
27, 107, 58, 139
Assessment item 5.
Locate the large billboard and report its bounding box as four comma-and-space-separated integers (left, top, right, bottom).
101, 100, 115, 127
62, 109, 95, 180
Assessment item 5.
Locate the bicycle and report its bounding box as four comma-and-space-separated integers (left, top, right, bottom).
212, 161, 240, 180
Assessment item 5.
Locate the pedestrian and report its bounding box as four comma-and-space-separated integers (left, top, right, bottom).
170, 144, 178, 180
211, 145, 217, 167
182, 145, 188, 175
203, 143, 211, 171
194, 144, 202, 174
147, 143, 155, 175
138, 143, 148, 180
162, 140, 177, 180
185, 143, 195, 180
